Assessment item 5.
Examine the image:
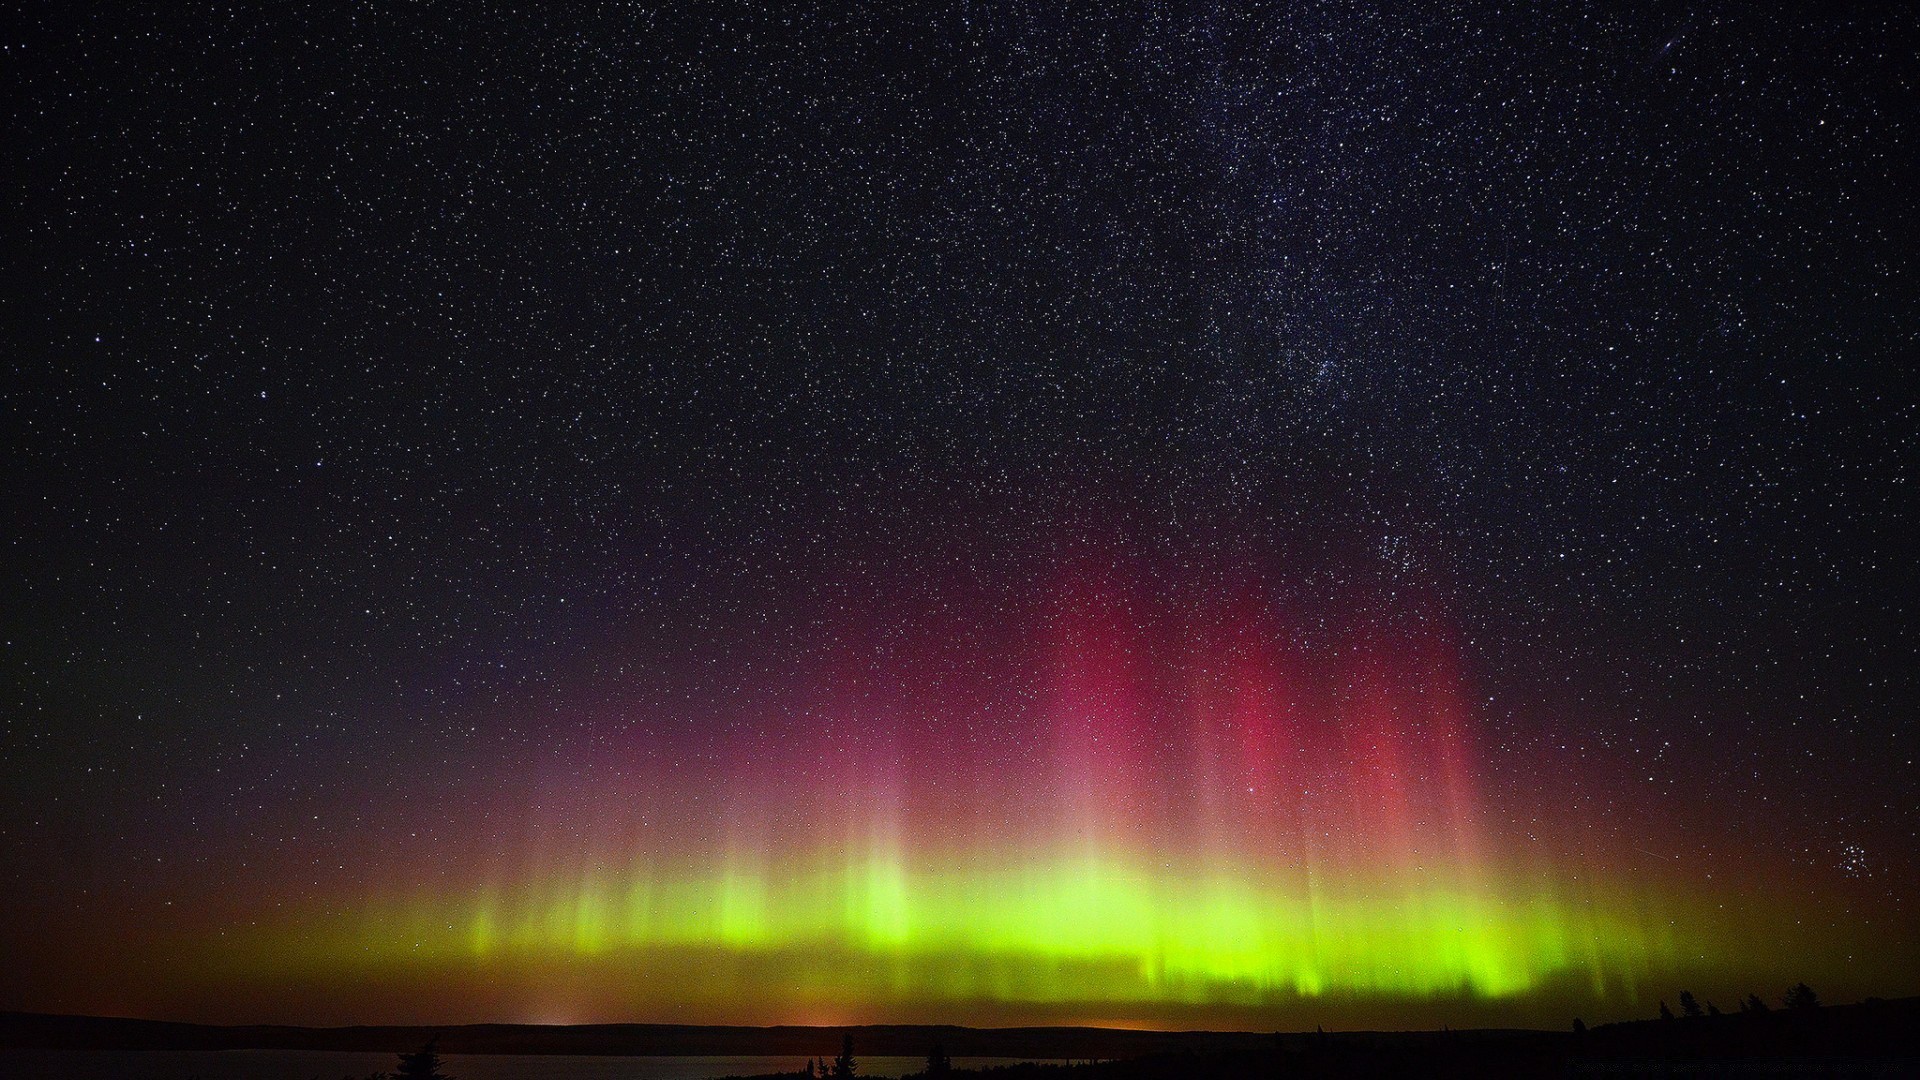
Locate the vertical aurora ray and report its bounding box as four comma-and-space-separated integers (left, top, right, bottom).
156, 561, 1874, 1028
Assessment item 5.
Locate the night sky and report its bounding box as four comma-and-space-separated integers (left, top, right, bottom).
3, 3, 1917, 1030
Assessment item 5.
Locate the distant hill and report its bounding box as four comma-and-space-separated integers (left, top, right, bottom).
5, 996, 1917, 1076
0, 1013, 1276, 1057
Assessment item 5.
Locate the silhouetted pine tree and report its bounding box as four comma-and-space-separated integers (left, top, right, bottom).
1659, 1001, 1675, 1022
1784, 983, 1821, 1010
832, 1033, 858, 1078
1679, 990, 1703, 1017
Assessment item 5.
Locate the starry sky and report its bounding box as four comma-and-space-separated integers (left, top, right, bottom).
2, 2, 1916, 1030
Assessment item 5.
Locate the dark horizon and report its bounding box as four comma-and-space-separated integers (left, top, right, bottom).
10, 998, 1920, 1079
9, 993, 1914, 1049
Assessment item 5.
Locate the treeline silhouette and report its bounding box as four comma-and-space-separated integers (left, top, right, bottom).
1639, 980, 1824, 1029
716, 994, 1917, 1080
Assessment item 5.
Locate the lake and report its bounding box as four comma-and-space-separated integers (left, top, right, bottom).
0, 1050, 1052, 1080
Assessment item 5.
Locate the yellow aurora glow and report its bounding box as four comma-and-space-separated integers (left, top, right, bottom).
202, 848, 1714, 1022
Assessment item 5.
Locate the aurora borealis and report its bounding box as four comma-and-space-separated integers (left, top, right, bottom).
5, 2, 1918, 1034
221, 584, 1580, 1011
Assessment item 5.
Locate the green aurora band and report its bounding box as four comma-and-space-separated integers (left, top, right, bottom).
137, 585, 1901, 1027
238, 854, 1687, 1009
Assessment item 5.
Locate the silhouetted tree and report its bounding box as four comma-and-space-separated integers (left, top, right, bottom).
831, 1033, 857, 1078
926, 1041, 951, 1076
394, 1039, 451, 1080
1571, 1017, 1587, 1036
1679, 990, 1703, 1018
1707, 1001, 1722, 1017
1784, 983, 1821, 1011
1659, 1000, 1675, 1022
1743, 993, 1770, 1014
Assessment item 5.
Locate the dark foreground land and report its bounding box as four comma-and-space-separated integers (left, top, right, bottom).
715, 998, 1920, 1080
5, 997, 1918, 1078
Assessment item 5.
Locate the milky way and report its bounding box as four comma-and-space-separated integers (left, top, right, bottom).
2, 4, 1915, 1027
